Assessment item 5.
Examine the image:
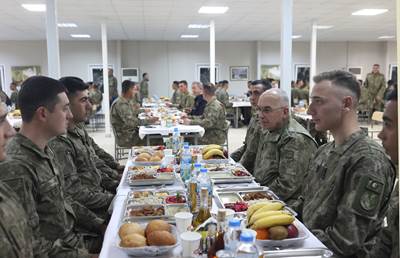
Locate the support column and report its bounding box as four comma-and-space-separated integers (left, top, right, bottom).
396, 0, 400, 174
101, 23, 111, 137
45, 0, 60, 78
280, 0, 293, 106
310, 21, 317, 95
210, 20, 216, 84
257, 41, 262, 79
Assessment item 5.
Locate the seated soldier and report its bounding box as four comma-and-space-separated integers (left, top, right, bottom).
170, 81, 181, 105
168, 80, 194, 110
111, 80, 158, 147
188, 81, 207, 116
252, 88, 317, 206
216, 80, 234, 115
182, 83, 228, 145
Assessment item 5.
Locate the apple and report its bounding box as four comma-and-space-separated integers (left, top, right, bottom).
286, 224, 299, 238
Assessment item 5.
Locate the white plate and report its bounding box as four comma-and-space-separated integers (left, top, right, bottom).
256, 220, 309, 247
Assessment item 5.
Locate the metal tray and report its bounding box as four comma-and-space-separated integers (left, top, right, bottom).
123, 204, 167, 221
209, 171, 254, 184
127, 172, 175, 186
239, 189, 279, 202
165, 204, 190, 216
262, 248, 333, 257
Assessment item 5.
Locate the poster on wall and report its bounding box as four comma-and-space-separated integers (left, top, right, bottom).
230, 66, 249, 81
294, 64, 310, 83
347, 67, 363, 80
88, 64, 114, 93
11, 65, 41, 84
260, 64, 280, 80
389, 64, 397, 82
0, 65, 5, 91
196, 64, 220, 85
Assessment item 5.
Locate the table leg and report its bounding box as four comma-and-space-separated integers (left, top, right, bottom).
194, 134, 198, 145
235, 107, 239, 128
146, 136, 150, 146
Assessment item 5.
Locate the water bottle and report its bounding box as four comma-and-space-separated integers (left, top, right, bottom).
172, 127, 180, 154
180, 145, 191, 182
193, 163, 202, 178
224, 219, 241, 252
197, 168, 212, 207
235, 232, 262, 258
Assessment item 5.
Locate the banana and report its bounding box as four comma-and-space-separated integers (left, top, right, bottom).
203, 149, 225, 160
202, 145, 223, 155
248, 210, 290, 225
251, 202, 285, 218
251, 214, 295, 230
246, 201, 273, 220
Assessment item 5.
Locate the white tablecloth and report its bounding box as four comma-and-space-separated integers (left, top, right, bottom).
232, 101, 251, 108
7, 116, 22, 128
293, 113, 312, 121
138, 125, 205, 139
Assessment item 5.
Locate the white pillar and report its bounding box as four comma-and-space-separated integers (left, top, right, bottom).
209, 20, 216, 84
256, 41, 262, 79
280, 0, 293, 105
396, 0, 400, 184
310, 21, 318, 95
101, 23, 111, 137
116, 40, 122, 95
45, 0, 60, 78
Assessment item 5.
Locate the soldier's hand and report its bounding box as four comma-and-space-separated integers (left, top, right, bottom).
148, 116, 159, 123
181, 113, 188, 119
182, 118, 191, 125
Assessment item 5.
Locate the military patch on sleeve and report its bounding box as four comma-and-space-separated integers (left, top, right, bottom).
353, 176, 384, 217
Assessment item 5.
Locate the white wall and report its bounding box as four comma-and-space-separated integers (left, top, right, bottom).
0, 39, 396, 97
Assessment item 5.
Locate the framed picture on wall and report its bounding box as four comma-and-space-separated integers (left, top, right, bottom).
294, 64, 310, 84
11, 65, 41, 85
0, 65, 5, 91
88, 64, 114, 93
260, 64, 280, 80
195, 63, 220, 85
230, 66, 249, 81
347, 66, 363, 80
389, 64, 397, 82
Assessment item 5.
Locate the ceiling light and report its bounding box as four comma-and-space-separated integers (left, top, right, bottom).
198, 6, 229, 14
188, 24, 210, 29
58, 23, 78, 28
70, 34, 91, 38
315, 25, 333, 29
180, 35, 199, 39
378, 35, 395, 39
352, 9, 388, 16
21, 4, 46, 12
292, 35, 302, 39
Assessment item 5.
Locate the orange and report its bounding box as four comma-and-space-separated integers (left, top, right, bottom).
255, 228, 269, 240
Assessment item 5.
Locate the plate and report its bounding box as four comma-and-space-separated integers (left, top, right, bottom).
256, 220, 309, 247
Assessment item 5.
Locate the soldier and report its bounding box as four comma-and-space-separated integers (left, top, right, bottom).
170, 81, 181, 105
216, 80, 233, 115
139, 72, 149, 101
252, 89, 317, 205
175, 80, 195, 110
0, 101, 34, 258
9, 82, 19, 108
88, 82, 102, 112
188, 81, 207, 116
108, 68, 118, 105
372, 89, 398, 258
300, 70, 395, 257
0, 76, 95, 257
111, 80, 158, 147
230, 80, 271, 172
364, 64, 386, 113
182, 83, 228, 145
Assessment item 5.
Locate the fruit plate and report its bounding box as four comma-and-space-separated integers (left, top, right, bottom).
255, 220, 309, 248
209, 170, 254, 184
117, 225, 178, 256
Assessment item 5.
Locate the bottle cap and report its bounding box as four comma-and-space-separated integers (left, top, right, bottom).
228, 218, 241, 227
200, 168, 208, 173
239, 231, 254, 243
194, 163, 201, 168
173, 127, 178, 132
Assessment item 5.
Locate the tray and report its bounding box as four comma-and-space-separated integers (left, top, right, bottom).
123, 203, 190, 222
127, 171, 176, 186
209, 169, 254, 184
262, 248, 333, 257
127, 190, 187, 205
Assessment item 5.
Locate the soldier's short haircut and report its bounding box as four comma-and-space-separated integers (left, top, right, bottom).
122, 80, 135, 93
179, 80, 188, 86
313, 70, 361, 101
143, 72, 148, 78
265, 88, 289, 107
251, 79, 272, 92
388, 89, 397, 102
19, 76, 66, 122
59, 76, 88, 97
173, 81, 179, 85
203, 83, 217, 95
222, 80, 229, 84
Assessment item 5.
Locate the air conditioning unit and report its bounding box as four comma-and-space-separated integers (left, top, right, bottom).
121, 68, 139, 83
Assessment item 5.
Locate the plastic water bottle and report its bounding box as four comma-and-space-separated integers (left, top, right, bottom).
197, 168, 212, 207
235, 232, 261, 258
180, 145, 192, 182
193, 163, 202, 178
224, 219, 241, 252
172, 127, 180, 154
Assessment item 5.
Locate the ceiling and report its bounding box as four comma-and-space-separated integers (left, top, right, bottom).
0, 0, 396, 41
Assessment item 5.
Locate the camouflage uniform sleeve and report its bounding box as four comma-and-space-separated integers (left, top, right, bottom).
312, 156, 395, 256
190, 104, 219, 129
269, 136, 316, 202
89, 136, 119, 169
230, 145, 245, 162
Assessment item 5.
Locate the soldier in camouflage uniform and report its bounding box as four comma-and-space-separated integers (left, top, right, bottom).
364, 64, 386, 112
9, 82, 19, 108
171, 81, 181, 105
182, 83, 228, 145
0, 102, 33, 258
139, 72, 149, 101
88, 82, 102, 113
251, 89, 317, 205
230, 80, 272, 169
0, 76, 94, 257
299, 70, 395, 257
111, 80, 158, 147
216, 80, 234, 115
372, 89, 398, 258
108, 68, 118, 104
176, 80, 195, 110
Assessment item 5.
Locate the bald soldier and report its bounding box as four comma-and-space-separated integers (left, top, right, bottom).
230, 80, 272, 173
252, 89, 317, 205
301, 70, 395, 257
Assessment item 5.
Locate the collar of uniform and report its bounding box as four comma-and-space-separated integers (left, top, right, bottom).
208, 96, 217, 104
264, 119, 290, 143
14, 133, 53, 159
331, 129, 366, 155
67, 123, 85, 138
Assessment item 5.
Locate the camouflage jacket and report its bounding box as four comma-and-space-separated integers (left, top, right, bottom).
253, 118, 317, 205
302, 130, 396, 257
10, 90, 18, 107
239, 114, 263, 174
109, 76, 118, 99
365, 73, 386, 110
88, 89, 102, 106
171, 90, 181, 105
140, 79, 149, 99
216, 89, 233, 114
0, 133, 89, 258
190, 96, 228, 145
111, 96, 144, 147
0, 181, 33, 258
231, 112, 258, 161
179, 92, 195, 110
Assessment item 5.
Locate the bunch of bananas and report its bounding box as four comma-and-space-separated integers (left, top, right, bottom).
247, 201, 294, 230
202, 145, 226, 160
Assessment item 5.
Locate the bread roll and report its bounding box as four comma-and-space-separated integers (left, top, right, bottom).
150, 156, 161, 162
154, 150, 164, 159
145, 220, 171, 236
137, 153, 151, 160
120, 233, 147, 247
147, 230, 176, 246
119, 223, 145, 238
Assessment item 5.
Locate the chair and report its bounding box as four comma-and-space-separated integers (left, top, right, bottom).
221, 120, 230, 153
111, 127, 130, 161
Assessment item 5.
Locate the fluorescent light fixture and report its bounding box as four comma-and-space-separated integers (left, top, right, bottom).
352, 9, 388, 16
188, 24, 210, 29
70, 34, 91, 38
315, 25, 333, 29
292, 35, 302, 39
21, 4, 46, 12
378, 35, 395, 39
198, 6, 229, 14
58, 23, 78, 28
180, 34, 199, 39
